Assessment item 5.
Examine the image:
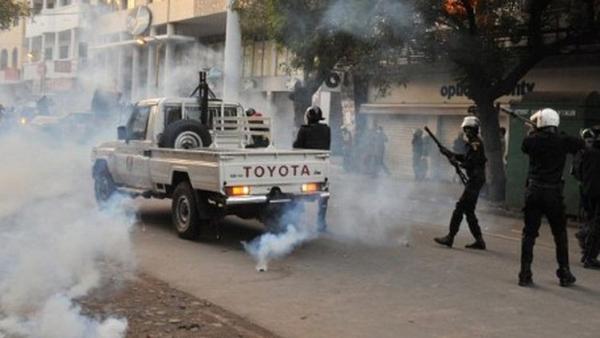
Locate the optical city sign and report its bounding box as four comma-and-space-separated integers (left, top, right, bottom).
440, 81, 536, 100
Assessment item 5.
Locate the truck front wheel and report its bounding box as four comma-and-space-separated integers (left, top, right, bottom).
172, 181, 202, 239
94, 166, 116, 207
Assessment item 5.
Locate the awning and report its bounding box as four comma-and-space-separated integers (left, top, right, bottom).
360, 103, 472, 116
90, 34, 196, 50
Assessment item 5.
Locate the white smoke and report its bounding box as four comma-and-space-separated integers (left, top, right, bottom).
0, 129, 134, 338
242, 224, 316, 272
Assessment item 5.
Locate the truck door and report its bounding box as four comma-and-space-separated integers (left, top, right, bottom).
114, 104, 154, 189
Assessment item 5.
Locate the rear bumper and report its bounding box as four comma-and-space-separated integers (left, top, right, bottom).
225, 192, 330, 206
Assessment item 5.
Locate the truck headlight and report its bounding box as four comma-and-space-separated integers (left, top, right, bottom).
301, 183, 321, 193
226, 186, 251, 196
20, 117, 28, 125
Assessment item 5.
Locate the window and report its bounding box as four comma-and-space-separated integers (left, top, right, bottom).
126, 105, 152, 140
58, 30, 71, 59
164, 104, 182, 127
242, 43, 253, 78
44, 48, 53, 61
47, 0, 55, 9
0, 50, 7, 70
78, 42, 88, 59
185, 105, 202, 121
31, 36, 42, 62
12, 48, 18, 68
43, 32, 55, 60
252, 41, 265, 77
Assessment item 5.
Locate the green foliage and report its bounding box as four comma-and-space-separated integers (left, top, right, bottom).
0, 0, 29, 31
234, 0, 409, 93
411, 0, 599, 101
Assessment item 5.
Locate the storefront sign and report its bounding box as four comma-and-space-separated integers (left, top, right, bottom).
440, 81, 536, 100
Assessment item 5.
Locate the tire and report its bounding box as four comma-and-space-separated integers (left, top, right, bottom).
171, 181, 203, 240
160, 120, 212, 149
94, 163, 117, 207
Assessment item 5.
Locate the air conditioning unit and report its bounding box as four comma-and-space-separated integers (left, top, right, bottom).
324, 72, 342, 90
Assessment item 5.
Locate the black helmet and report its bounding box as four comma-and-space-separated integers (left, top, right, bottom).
305, 106, 323, 124
245, 108, 256, 117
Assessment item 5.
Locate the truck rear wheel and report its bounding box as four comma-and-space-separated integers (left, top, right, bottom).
94, 164, 116, 207
160, 120, 212, 149
171, 181, 202, 239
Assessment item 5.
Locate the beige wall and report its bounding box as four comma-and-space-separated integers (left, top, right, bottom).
0, 19, 26, 71
95, 0, 226, 35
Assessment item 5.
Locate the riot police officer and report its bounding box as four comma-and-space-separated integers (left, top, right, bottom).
579, 126, 600, 269
572, 128, 595, 252
293, 106, 331, 150
518, 108, 584, 287
293, 106, 331, 232
434, 116, 487, 250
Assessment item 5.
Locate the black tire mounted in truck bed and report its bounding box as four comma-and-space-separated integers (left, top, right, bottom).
159, 120, 212, 149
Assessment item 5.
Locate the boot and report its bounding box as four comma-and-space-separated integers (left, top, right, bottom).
583, 258, 600, 269
465, 238, 486, 250
556, 267, 576, 287
434, 235, 454, 248
518, 270, 533, 287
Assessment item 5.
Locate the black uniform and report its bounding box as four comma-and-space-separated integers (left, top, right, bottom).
448, 136, 487, 239
520, 130, 584, 284
580, 143, 600, 264
293, 121, 331, 232
293, 123, 331, 150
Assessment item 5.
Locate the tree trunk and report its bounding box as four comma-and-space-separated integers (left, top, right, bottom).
476, 99, 506, 202
290, 85, 313, 127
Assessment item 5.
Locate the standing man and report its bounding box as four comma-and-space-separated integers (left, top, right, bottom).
572, 128, 595, 252
434, 116, 487, 250
412, 129, 426, 181
579, 126, 600, 269
293, 106, 331, 232
518, 108, 584, 287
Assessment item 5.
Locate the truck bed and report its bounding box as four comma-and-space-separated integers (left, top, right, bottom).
149, 147, 330, 196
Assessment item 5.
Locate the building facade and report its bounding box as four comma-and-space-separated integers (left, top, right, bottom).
0, 13, 27, 104
360, 55, 600, 179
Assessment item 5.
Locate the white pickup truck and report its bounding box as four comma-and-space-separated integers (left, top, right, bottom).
91, 96, 330, 239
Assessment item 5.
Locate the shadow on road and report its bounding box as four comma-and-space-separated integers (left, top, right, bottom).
134, 199, 266, 251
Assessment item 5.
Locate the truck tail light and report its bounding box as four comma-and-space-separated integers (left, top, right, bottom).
226, 186, 251, 196
301, 183, 321, 193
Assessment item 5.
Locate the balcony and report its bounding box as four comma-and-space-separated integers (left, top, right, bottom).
26, 3, 89, 37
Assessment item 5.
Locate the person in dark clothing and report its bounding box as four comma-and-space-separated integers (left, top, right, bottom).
518, 108, 584, 287
372, 126, 390, 177
293, 106, 331, 232
579, 126, 600, 269
572, 128, 595, 252
245, 108, 270, 148
412, 129, 427, 181
434, 116, 487, 250
293, 106, 331, 150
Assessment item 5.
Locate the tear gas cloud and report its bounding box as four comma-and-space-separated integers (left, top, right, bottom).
0, 128, 135, 338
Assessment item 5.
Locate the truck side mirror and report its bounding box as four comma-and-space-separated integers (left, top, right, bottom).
117, 126, 127, 140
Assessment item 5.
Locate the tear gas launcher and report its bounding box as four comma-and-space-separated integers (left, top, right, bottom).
498, 106, 537, 129
424, 126, 468, 185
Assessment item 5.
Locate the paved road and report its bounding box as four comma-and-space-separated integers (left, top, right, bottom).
131, 173, 600, 338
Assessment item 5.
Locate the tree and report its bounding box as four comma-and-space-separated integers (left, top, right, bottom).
0, 0, 29, 31
234, 0, 409, 126
410, 0, 600, 201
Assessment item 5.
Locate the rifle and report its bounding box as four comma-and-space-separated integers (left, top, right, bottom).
498, 105, 537, 129
423, 126, 468, 185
